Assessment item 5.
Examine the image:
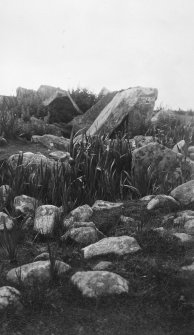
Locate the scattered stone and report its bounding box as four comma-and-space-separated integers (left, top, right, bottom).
120, 215, 135, 224
61, 226, 104, 247
0, 286, 22, 312
82, 236, 141, 259
49, 151, 73, 163
184, 220, 194, 235
182, 262, 194, 272
14, 195, 37, 215
171, 180, 194, 206
91, 200, 123, 233
33, 252, 50, 262
0, 137, 7, 146
147, 195, 179, 210
34, 205, 60, 236
188, 146, 194, 154
71, 271, 129, 297
173, 233, 193, 243
7, 260, 71, 286
0, 212, 14, 231
140, 195, 155, 201
172, 140, 186, 155
92, 261, 113, 271
63, 205, 93, 230
31, 134, 70, 151
133, 135, 155, 148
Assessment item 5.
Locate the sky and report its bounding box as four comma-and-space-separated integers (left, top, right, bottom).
0, 0, 194, 109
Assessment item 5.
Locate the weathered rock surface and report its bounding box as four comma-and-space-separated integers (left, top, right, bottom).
91, 200, 123, 233
7, 260, 71, 286
147, 195, 179, 210
71, 271, 129, 297
92, 261, 113, 271
82, 236, 141, 259
86, 87, 157, 136
61, 226, 104, 247
63, 205, 93, 230
133, 135, 155, 148
31, 134, 70, 151
14, 195, 37, 215
34, 205, 60, 235
173, 232, 193, 243
171, 180, 194, 206
172, 140, 187, 155
48, 151, 73, 163
0, 212, 14, 231
0, 286, 22, 312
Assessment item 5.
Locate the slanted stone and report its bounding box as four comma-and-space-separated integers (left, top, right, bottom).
49, 151, 73, 163
82, 236, 141, 259
34, 205, 60, 236
71, 271, 129, 297
7, 260, 71, 286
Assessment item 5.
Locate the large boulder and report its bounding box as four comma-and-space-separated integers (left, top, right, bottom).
82, 236, 141, 259
7, 260, 71, 286
171, 181, 194, 206
85, 87, 157, 137
71, 271, 128, 297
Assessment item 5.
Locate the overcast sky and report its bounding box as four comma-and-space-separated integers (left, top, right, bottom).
0, 0, 194, 109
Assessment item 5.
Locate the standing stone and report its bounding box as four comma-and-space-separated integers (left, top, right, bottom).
34, 205, 60, 236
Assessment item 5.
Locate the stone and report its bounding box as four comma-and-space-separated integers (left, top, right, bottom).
188, 146, 194, 154
34, 205, 60, 236
171, 180, 194, 206
133, 135, 155, 148
31, 134, 70, 151
14, 195, 37, 215
71, 221, 96, 229
86, 87, 157, 137
147, 195, 179, 210
182, 262, 194, 272
119, 215, 135, 224
49, 151, 73, 163
63, 205, 93, 230
140, 195, 155, 201
172, 140, 187, 155
173, 232, 193, 243
132, 143, 179, 185
92, 261, 113, 271
71, 271, 129, 297
0, 185, 12, 206
33, 252, 50, 262
0, 212, 14, 231
0, 286, 22, 312
91, 200, 124, 233
184, 220, 194, 234
190, 153, 194, 161
7, 260, 71, 286
0, 137, 7, 146
61, 226, 104, 247
82, 236, 141, 259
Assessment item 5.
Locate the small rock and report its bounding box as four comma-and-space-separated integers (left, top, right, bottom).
14, 195, 37, 215
147, 195, 179, 210
92, 200, 123, 233
92, 261, 113, 271
173, 232, 193, 243
0, 286, 22, 312
63, 205, 93, 230
71, 271, 129, 297
61, 226, 104, 247
34, 205, 60, 236
49, 151, 73, 163
184, 220, 194, 234
82, 236, 141, 259
7, 260, 71, 286
140, 195, 155, 201
0, 212, 14, 231
188, 146, 194, 154
171, 180, 194, 206
0, 137, 7, 146
33, 252, 50, 262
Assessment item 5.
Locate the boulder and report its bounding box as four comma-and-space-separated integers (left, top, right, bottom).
172, 140, 187, 155
31, 134, 70, 151
61, 226, 104, 247
0, 212, 14, 231
91, 200, 123, 233
34, 205, 60, 236
147, 195, 179, 210
63, 205, 93, 230
71, 271, 128, 297
173, 232, 193, 243
86, 87, 157, 137
7, 260, 71, 286
171, 180, 194, 206
82, 236, 141, 259
14, 195, 37, 215
0, 286, 22, 312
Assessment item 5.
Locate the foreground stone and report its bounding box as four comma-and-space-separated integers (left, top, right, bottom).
147, 195, 179, 210
34, 205, 60, 236
91, 200, 123, 233
7, 260, 71, 286
82, 236, 141, 259
71, 271, 129, 297
14, 195, 37, 215
32, 134, 70, 151
61, 226, 104, 247
86, 87, 157, 137
0, 286, 22, 312
171, 180, 194, 206
63, 205, 93, 229
0, 212, 14, 231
